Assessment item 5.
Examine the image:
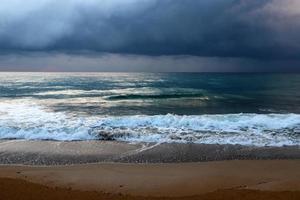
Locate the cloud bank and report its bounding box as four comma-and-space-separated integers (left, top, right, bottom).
0, 0, 299, 59
0, 0, 300, 72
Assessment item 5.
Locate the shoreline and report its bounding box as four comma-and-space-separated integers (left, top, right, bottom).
0, 140, 299, 165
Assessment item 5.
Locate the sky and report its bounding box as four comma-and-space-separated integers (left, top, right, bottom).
0, 0, 300, 72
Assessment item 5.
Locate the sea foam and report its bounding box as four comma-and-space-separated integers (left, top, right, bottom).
0, 100, 95, 141
92, 114, 300, 146
0, 100, 299, 146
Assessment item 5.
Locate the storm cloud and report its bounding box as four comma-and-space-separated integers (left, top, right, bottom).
0, 0, 299, 59
0, 0, 300, 72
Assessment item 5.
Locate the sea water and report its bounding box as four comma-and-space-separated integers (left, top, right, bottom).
0, 72, 299, 146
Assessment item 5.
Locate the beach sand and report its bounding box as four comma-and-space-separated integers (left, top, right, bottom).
0, 141, 299, 199
0, 160, 300, 200
1, 178, 300, 200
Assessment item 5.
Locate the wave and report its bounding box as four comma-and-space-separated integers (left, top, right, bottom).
0, 100, 95, 141
105, 93, 207, 100
32, 88, 210, 101
91, 114, 300, 146
0, 101, 299, 146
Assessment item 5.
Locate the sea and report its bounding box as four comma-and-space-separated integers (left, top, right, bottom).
0, 72, 299, 146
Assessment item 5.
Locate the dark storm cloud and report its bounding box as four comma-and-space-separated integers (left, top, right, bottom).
1, 0, 300, 60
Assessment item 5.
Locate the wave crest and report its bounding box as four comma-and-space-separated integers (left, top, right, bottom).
91, 114, 300, 146
0, 101, 299, 146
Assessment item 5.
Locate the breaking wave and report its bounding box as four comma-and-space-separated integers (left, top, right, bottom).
0, 101, 299, 146
91, 114, 300, 146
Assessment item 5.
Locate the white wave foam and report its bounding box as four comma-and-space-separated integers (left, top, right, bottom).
0, 100, 299, 146
0, 100, 95, 141
92, 114, 300, 146
34, 89, 116, 96
33, 88, 158, 96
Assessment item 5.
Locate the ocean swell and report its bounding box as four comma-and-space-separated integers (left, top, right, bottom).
105, 93, 206, 100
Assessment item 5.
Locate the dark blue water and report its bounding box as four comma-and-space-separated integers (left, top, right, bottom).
0, 72, 299, 146
1, 72, 300, 115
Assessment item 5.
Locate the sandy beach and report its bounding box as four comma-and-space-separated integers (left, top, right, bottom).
0, 160, 300, 200
0, 141, 300, 199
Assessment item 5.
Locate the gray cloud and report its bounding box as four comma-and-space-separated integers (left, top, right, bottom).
1, 0, 300, 60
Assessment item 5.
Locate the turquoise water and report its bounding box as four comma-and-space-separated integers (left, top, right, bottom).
0, 72, 299, 146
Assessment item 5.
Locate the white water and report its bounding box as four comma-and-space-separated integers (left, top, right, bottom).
0, 100, 95, 141
0, 100, 299, 146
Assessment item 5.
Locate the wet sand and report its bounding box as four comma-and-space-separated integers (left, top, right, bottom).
0, 140, 299, 164
0, 160, 300, 199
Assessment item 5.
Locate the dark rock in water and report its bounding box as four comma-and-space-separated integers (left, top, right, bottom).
294, 128, 300, 134
97, 131, 116, 141
169, 135, 182, 140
